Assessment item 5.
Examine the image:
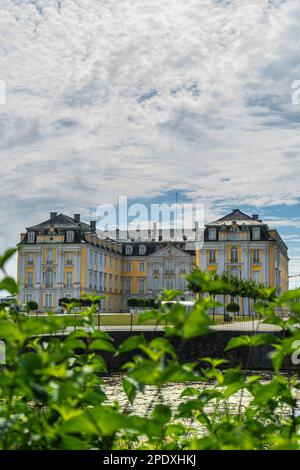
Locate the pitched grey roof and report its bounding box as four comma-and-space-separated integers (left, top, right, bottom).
208, 209, 264, 226
27, 213, 91, 232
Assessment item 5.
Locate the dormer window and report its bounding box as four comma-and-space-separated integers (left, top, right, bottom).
126, 245, 133, 255
208, 228, 216, 240
66, 231, 74, 243
252, 228, 260, 240
28, 232, 35, 243
139, 245, 146, 255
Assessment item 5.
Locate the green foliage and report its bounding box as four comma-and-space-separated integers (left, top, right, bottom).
27, 301, 39, 311
187, 268, 277, 301
226, 302, 240, 313
0, 247, 300, 450
128, 297, 158, 309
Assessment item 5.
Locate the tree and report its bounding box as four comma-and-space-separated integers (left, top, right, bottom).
226, 302, 240, 313
26, 300, 38, 312
128, 298, 139, 308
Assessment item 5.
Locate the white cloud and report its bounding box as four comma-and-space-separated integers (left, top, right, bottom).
0, 0, 300, 276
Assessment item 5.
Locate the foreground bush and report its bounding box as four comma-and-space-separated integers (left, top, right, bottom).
0, 248, 300, 450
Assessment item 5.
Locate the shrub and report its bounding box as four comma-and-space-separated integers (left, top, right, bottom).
226, 302, 240, 313
128, 298, 139, 308
26, 300, 38, 311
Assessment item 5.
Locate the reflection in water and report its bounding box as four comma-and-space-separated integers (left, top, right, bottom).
101, 371, 280, 422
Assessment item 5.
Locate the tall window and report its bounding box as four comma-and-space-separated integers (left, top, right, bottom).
139, 262, 145, 272
66, 253, 73, 265
26, 272, 33, 288
152, 262, 159, 271
125, 262, 131, 272
27, 254, 34, 265
46, 249, 53, 265
45, 293, 53, 307
253, 271, 260, 284
138, 279, 145, 293
253, 249, 260, 263
179, 277, 186, 291
167, 260, 174, 270
125, 278, 131, 293
44, 268, 54, 288
153, 278, 159, 291
230, 247, 238, 263
209, 250, 216, 263
66, 272, 73, 288
25, 293, 33, 303
166, 279, 174, 290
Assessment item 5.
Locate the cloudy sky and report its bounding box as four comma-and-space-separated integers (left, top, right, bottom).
1, 0, 300, 284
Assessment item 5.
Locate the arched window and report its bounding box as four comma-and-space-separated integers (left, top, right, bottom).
230, 247, 238, 263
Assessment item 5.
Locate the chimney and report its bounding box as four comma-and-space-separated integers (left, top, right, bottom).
195, 221, 199, 241
90, 220, 96, 231
252, 214, 259, 220
116, 228, 120, 240
158, 228, 163, 241
50, 212, 57, 220
152, 222, 157, 241
74, 214, 80, 223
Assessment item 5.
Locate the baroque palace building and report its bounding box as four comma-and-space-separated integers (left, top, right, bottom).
17, 209, 289, 312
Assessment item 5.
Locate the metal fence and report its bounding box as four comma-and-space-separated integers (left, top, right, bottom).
27, 308, 293, 335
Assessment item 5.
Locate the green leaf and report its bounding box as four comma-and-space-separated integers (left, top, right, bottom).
117, 335, 145, 355
225, 333, 279, 351
0, 319, 24, 343
63, 339, 86, 352
0, 248, 17, 270
89, 339, 115, 352
151, 404, 172, 425
201, 357, 229, 368
91, 330, 112, 341
122, 377, 142, 404
0, 277, 18, 294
